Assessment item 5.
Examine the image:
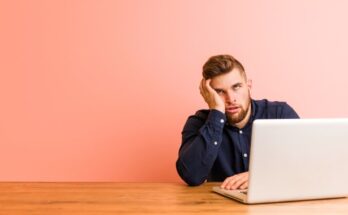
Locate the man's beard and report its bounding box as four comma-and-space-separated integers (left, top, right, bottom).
227, 99, 251, 124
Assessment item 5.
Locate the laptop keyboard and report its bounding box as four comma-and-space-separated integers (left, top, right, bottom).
240, 190, 248, 195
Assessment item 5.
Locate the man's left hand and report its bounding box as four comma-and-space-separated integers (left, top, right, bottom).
220, 172, 249, 190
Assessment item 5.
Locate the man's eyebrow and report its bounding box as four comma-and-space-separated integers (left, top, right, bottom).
212, 83, 243, 91
232, 82, 242, 88
212, 87, 224, 91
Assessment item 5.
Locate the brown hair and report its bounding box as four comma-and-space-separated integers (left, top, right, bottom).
202, 54, 245, 79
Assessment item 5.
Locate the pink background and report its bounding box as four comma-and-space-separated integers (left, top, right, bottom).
0, 0, 347, 182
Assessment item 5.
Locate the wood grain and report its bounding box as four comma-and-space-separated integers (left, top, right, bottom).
0, 182, 347, 215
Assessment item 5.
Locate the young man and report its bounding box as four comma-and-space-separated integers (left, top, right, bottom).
176, 54, 299, 190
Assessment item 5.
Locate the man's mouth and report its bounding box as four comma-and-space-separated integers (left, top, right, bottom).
226, 106, 240, 114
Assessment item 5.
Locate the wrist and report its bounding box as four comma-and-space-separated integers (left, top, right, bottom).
210, 106, 225, 113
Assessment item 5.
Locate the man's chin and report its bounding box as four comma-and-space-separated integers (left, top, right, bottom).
227, 113, 244, 124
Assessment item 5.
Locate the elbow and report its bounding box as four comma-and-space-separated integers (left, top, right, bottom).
176, 159, 206, 186
185, 177, 205, 186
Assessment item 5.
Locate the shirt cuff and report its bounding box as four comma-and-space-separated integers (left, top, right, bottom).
207, 109, 227, 127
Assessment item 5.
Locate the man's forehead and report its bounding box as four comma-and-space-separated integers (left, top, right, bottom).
211, 70, 246, 86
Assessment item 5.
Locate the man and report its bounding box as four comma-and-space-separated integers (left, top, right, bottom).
176, 54, 299, 190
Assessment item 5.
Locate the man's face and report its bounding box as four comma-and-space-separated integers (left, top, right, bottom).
210, 68, 252, 125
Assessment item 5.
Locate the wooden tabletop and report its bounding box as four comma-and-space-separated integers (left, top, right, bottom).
0, 182, 348, 215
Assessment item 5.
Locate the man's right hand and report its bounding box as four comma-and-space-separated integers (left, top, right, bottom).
199, 79, 225, 113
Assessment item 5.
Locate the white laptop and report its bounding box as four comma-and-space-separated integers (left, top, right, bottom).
213, 118, 348, 204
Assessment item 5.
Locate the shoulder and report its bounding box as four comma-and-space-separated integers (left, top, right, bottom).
194, 109, 210, 118
254, 99, 299, 119
183, 109, 227, 130
254, 99, 289, 107
185, 109, 210, 122
183, 109, 210, 122
181, 109, 210, 132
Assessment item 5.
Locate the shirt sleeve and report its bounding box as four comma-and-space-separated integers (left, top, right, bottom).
176, 109, 226, 186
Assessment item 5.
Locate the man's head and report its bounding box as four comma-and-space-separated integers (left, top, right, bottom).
202, 55, 246, 80
202, 54, 252, 126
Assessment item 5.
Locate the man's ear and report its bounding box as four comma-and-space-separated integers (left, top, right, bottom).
247, 79, 252, 90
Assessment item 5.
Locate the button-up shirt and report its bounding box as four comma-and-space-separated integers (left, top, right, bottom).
176, 99, 299, 186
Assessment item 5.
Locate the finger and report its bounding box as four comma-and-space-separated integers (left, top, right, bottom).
222, 175, 240, 190
220, 177, 230, 189
221, 175, 236, 188
240, 181, 249, 190
199, 79, 203, 94
232, 174, 248, 189
222, 173, 249, 190
204, 79, 213, 93
199, 80, 205, 97
201, 78, 207, 92
227, 175, 247, 190
199, 79, 206, 96
225, 179, 240, 190
232, 177, 247, 190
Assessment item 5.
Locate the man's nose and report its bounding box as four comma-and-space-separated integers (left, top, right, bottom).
225, 90, 236, 103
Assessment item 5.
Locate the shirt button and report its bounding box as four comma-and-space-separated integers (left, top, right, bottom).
239, 130, 243, 134
220, 119, 225, 123
214, 141, 218, 145
243, 153, 248, 158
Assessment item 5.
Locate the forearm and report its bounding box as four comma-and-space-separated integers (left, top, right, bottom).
176, 138, 217, 185
176, 110, 226, 186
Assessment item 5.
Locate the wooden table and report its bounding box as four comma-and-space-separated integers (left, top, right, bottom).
0, 182, 348, 215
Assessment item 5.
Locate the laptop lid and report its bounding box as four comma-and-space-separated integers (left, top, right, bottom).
246, 118, 348, 203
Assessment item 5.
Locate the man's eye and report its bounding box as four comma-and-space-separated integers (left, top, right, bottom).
216, 90, 224, 94
233, 85, 242, 90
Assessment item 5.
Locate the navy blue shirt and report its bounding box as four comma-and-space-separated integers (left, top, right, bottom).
176, 99, 299, 186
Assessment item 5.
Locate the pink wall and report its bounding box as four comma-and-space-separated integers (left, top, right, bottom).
0, 0, 347, 181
